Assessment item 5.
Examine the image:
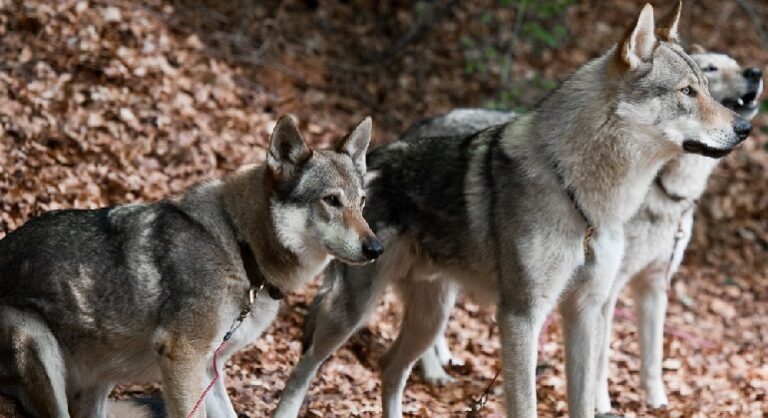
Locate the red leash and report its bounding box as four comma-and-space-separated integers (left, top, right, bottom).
185, 287, 260, 418
185, 340, 228, 418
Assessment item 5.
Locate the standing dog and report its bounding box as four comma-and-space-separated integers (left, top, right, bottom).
406, 50, 764, 409
274, 3, 751, 418
0, 116, 382, 418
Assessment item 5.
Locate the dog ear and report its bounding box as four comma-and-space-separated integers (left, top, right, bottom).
338, 116, 372, 174
619, 3, 657, 71
656, 0, 682, 42
267, 115, 312, 181
689, 43, 707, 54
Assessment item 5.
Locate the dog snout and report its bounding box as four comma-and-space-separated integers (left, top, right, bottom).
733, 117, 752, 141
743, 67, 763, 82
361, 237, 384, 260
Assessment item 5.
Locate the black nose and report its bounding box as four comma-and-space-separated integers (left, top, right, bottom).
743, 67, 763, 82
733, 117, 752, 141
362, 237, 384, 260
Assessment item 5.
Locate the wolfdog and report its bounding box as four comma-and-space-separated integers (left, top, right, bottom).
274, 3, 751, 418
0, 116, 382, 418
407, 50, 764, 409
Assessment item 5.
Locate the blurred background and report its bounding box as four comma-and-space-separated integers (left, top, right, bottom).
0, 0, 766, 416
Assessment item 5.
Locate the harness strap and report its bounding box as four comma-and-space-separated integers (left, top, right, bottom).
550, 159, 597, 259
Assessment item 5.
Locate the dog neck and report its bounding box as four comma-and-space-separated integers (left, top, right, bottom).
531, 53, 682, 227
218, 165, 309, 293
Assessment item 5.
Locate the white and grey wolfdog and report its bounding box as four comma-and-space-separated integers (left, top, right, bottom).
0, 116, 382, 418
407, 49, 763, 412
274, 3, 752, 418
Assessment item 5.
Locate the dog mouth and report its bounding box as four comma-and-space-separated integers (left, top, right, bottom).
722, 80, 763, 117
682, 140, 734, 158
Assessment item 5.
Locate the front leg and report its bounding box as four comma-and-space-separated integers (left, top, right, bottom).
158, 338, 209, 418
205, 363, 237, 418
561, 229, 624, 418
497, 306, 551, 418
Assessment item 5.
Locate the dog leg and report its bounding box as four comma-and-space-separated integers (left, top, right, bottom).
380, 279, 454, 417
274, 261, 391, 418
562, 232, 623, 418
594, 269, 632, 414
417, 344, 454, 386
71, 383, 115, 418
0, 308, 69, 418
205, 364, 237, 418
417, 282, 460, 386
630, 265, 669, 409
157, 338, 209, 418
497, 304, 550, 418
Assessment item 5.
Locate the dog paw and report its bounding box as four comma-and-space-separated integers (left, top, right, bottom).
443, 356, 465, 367
595, 390, 612, 414
645, 386, 669, 409
423, 370, 455, 386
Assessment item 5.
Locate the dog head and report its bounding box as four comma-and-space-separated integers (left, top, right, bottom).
266, 116, 383, 264
614, 2, 751, 158
690, 47, 763, 120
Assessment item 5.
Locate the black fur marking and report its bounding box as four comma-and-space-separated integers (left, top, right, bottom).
682, 140, 733, 159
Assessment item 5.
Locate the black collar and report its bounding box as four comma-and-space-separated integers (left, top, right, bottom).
551, 159, 594, 228
238, 240, 284, 300
654, 175, 693, 203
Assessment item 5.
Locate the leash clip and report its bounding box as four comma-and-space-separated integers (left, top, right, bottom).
583, 225, 597, 260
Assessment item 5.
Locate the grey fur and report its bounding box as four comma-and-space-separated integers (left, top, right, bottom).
409, 51, 762, 411
0, 116, 380, 418
274, 4, 751, 418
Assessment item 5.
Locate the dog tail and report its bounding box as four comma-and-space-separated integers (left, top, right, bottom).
302, 261, 343, 353
107, 395, 165, 418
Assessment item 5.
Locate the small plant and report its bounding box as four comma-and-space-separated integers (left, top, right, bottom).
462, 0, 573, 110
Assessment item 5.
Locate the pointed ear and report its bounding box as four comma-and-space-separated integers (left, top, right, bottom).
689, 43, 706, 54
620, 4, 657, 71
267, 115, 312, 181
656, 0, 682, 42
338, 116, 372, 174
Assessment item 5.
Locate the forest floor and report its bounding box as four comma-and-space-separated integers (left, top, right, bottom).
0, 0, 766, 416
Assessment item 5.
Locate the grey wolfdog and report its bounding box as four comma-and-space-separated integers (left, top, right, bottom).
409, 50, 763, 412
274, 3, 752, 418
0, 116, 383, 418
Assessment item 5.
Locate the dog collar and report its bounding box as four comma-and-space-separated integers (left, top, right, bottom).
550, 159, 597, 259
238, 240, 285, 300
654, 174, 697, 204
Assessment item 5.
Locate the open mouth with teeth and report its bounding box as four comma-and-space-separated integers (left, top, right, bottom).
722, 79, 764, 117
682, 140, 734, 158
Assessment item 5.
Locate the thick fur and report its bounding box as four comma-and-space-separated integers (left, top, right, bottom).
274, 4, 751, 418
410, 53, 762, 405
409, 52, 763, 408
0, 116, 380, 418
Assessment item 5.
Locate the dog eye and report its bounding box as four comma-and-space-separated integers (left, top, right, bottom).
702, 65, 718, 72
323, 195, 342, 207
360, 196, 366, 208
680, 86, 695, 96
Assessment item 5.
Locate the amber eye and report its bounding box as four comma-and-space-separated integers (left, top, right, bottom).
680, 86, 695, 96
323, 195, 342, 207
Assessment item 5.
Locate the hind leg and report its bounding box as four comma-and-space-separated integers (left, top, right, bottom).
0, 307, 69, 418
274, 260, 392, 418
416, 282, 459, 386
70, 383, 114, 418
630, 264, 670, 409
380, 278, 453, 418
